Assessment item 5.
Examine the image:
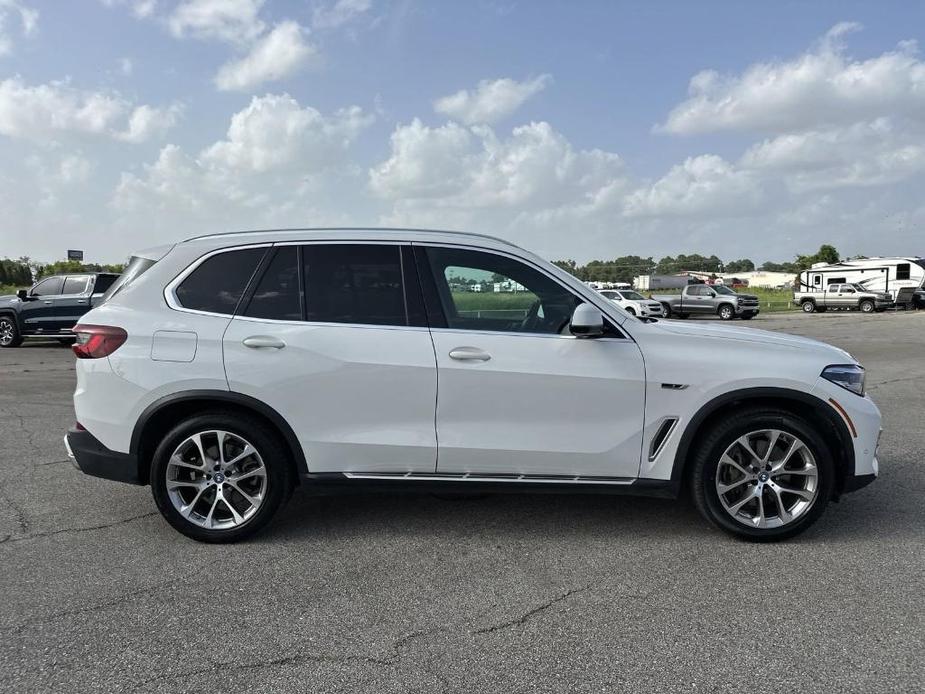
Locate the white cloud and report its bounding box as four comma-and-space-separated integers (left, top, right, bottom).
168, 0, 266, 45
118, 56, 133, 75
202, 93, 373, 173
370, 119, 629, 239
57, 154, 93, 184
214, 20, 317, 91
659, 23, 925, 135
623, 155, 762, 218
433, 75, 552, 125
0, 0, 38, 56
0, 77, 179, 142
116, 103, 184, 143
98, 0, 158, 19
312, 0, 372, 30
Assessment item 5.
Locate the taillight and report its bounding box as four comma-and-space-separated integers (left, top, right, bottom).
72, 324, 128, 359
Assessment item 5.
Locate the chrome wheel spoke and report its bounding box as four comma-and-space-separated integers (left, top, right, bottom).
166, 429, 266, 530
716, 429, 819, 529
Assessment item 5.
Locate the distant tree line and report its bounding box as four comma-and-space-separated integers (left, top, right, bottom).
552, 245, 842, 283
0, 258, 125, 287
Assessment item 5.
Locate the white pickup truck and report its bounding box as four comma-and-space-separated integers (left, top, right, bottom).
793, 283, 893, 314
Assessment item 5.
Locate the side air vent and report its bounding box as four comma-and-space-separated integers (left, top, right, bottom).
648, 417, 679, 461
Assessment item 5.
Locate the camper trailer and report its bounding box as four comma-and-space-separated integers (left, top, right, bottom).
797, 257, 925, 300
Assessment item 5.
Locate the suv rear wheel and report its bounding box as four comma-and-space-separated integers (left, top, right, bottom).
151, 412, 294, 543
690, 408, 834, 541
0, 316, 22, 347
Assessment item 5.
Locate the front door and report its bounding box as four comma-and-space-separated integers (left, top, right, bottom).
417, 245, 646, 479
21, 276, 63, 332
223, 243, 438, 473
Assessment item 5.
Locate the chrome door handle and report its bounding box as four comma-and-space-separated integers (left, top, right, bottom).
43, 300, 53, 304
242, 335, 286, 349
76, 300, 87, 304
449, 347, 491, 362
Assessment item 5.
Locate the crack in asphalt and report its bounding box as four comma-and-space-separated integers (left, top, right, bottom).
131, 586, 594, 689
131, 626, 447, 690
470, 585, 589, 635
8, 566, 211, 634
0, 481, 29, 534
0, 511, 158, 545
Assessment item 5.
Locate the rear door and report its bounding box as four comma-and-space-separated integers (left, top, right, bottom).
21, 276, 63, 332
686, 285, 712, 313
55, 276, 93, 330
222, 243, 438, 473
417, 244, 646, 479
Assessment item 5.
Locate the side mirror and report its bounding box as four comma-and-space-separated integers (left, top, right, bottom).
570, 303, 604, 338
16, 289, 28, 300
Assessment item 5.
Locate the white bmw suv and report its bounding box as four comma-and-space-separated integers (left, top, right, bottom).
65, 229, 880, 543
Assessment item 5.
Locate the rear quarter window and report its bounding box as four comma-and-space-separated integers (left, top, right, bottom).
175, 247, 266, 315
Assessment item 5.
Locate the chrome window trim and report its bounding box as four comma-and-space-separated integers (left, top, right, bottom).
410, 240, 631, 339
164, 243, 273, 318
229, 314, 431, 333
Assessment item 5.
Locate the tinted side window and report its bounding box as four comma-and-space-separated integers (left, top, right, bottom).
303, 245, 406, 326
31, 277, 63, 296
687, 285, 704, 296
175, 248, 266, 314
63, 277, 90, 295
94, 275, 117, 293
896, 263, 911, 280
243, 246, 301, 321
423, 247, 580, 334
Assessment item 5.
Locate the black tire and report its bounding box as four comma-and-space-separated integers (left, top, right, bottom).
661, 303, 672, 318
0, 316, 23, 348
817, 306, 827, 313
718, 304, 735, 320
689, 408, 835, 542
150, 411, 294, 543
859, 299, 875, 313
625, 307, 636, 316
801, 300, 816, 313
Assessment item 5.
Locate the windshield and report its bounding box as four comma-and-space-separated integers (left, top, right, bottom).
620, 290, 645, 301
100, 255, 156, 304
713, 285, 736, 295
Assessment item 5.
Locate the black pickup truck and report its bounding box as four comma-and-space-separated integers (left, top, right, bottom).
0, 273, 119, 347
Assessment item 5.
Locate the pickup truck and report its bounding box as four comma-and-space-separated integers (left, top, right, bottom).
794, 283, 892, 314
651, 284, 760, 320
0, 272, 119, 347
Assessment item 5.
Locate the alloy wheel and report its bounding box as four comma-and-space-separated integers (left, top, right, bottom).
166, 430, 267, 530
0, 319, 14, 346
715, 429, 819, 529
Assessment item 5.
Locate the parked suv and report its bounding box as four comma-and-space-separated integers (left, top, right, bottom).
0, 272, 119, 347
65, 230, 880, 543
599, 289, 663, 318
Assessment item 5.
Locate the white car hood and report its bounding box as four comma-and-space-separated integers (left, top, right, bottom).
652, 319, 852, 359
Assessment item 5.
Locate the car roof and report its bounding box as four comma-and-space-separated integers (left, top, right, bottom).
179, 227, 522, 252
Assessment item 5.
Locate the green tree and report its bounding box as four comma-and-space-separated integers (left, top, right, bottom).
724, 258, 755, 273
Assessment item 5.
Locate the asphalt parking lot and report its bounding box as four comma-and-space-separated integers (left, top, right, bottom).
1, 311, 923, 693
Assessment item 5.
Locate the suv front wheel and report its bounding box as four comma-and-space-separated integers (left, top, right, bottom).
0, 316, 22, 347
151, 412, 294, 543
690, 408, 834, 541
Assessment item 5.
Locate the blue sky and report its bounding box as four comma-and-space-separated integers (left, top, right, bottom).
1, 0, 924, 264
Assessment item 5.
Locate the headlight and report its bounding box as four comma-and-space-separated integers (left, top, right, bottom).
821, 364, 866, 396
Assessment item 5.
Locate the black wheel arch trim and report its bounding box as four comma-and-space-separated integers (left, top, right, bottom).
670, 386, 855, 496
131, 390, 309, 478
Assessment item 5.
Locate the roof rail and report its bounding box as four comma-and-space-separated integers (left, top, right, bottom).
180, 227, 520, 249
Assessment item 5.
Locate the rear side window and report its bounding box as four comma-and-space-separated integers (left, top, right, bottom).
303, 244, 406, 326
175, 247, 266, 315
63, 277, 90, 295
242, 246, 301, 321
896, 263, 910, 280
93, 275, 117, 294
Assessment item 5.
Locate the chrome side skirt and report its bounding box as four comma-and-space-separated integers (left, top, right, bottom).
342, 471, 635, 485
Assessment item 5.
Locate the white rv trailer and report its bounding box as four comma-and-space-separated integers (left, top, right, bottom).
797, 257, 925, 300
